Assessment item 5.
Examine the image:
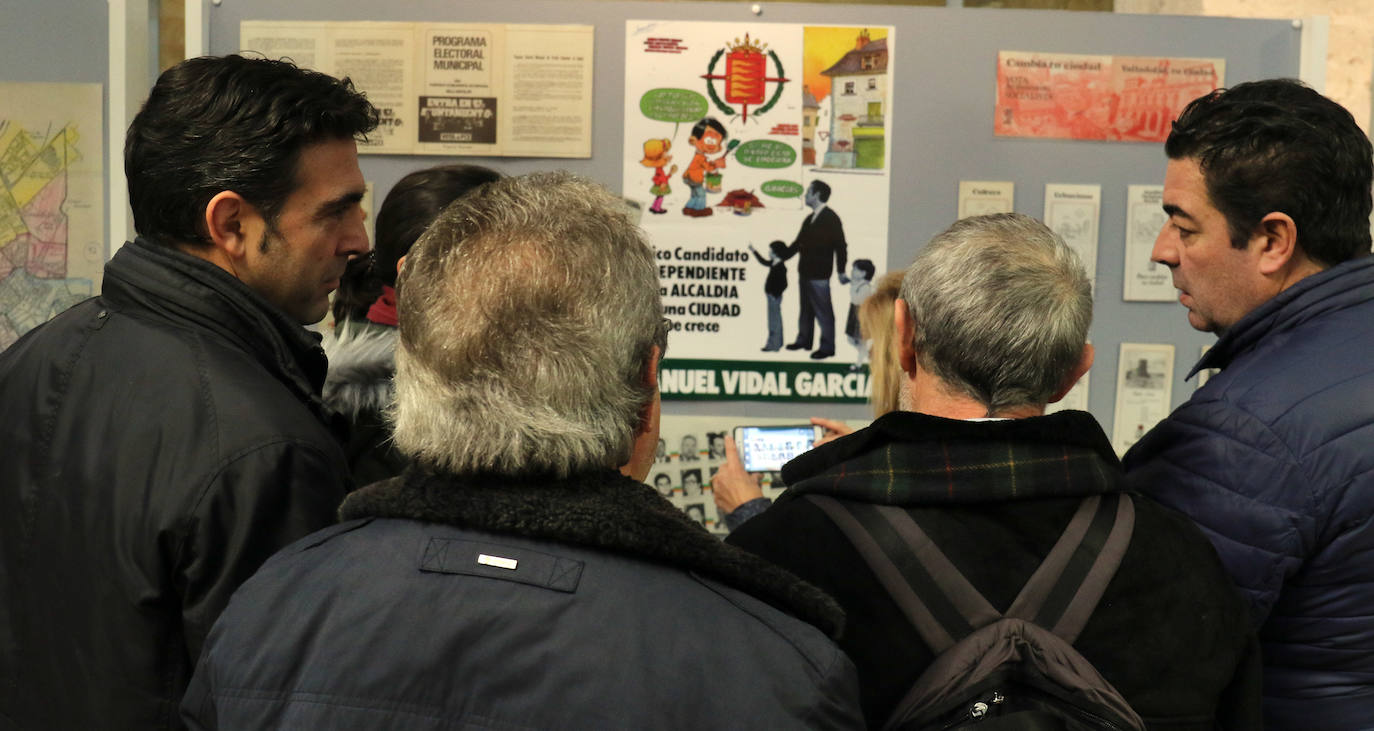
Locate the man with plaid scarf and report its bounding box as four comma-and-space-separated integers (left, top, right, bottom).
722, 213, 1262, 729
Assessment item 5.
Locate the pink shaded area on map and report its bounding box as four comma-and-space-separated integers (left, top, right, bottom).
20, 171, 67, 278
0, 233, 21, 281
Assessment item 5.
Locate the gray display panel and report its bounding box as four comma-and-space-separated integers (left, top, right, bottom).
205, 1, 1301, 427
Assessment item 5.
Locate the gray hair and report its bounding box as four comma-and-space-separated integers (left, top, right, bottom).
391, 171, 665, 477
901, 213, 1091, 413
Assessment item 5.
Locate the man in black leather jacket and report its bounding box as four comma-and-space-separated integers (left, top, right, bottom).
0, 55, 377, 728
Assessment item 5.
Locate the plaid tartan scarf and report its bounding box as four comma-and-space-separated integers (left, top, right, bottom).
780, 410, 1122, 507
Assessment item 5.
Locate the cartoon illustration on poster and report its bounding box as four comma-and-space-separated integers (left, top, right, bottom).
625, 21, 894, 402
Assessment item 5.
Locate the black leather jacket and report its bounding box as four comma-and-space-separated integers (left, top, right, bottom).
0, 237, 351, 729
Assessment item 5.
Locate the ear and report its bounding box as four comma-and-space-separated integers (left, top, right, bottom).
643, 344, 661, 393
1050, 343, 1094, 404
619, 344, 662, 482
893, 298, 918, 376
204, 190, 264, 262
630, 343, 661, 439
396, 254, 407, 277
1252, 211, 1299, 276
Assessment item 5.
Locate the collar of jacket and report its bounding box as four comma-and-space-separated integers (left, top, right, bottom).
780, 409, 1122, 507
339, 465, 847, 638
1191, 254, 1374, 378
101, 236, 332, 421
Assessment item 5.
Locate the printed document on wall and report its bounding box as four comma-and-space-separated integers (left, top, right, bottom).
995, 51, 1224, 142
958, 181, 1014, 219
1112, 342, 1174, 455
1044, 183, 1100, 290
241, 20, 593, 157
0, 83, 103, 351
625, 20, 894, 402
1122, 184, 1173, 301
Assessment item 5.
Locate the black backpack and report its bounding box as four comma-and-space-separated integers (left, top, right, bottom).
807, 492, 1146, 731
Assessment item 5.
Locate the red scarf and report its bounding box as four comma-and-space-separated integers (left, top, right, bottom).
366, 285, 398, 326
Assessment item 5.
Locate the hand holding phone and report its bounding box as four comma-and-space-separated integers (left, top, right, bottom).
712, 436, 762, 515
811, 417, 855, 448
732, 425, 821, 473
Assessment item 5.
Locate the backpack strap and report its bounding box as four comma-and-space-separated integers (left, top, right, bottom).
805, 492, 1136, 649
1005, 492, 1135, 643
806, 494, 999, 654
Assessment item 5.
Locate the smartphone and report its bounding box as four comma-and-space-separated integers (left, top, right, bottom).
733, 425, 821, 473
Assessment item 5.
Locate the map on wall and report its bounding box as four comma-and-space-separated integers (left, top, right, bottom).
0, 82, 104, 351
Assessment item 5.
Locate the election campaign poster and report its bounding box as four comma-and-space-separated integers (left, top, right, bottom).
625, 21, 894, 403
995, 51, 1224, 143
241, 20, 593, 157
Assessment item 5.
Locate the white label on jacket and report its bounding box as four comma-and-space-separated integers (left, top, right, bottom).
477, 554, 519, 570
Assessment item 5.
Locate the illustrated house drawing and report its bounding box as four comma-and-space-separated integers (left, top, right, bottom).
821, 29, 887, 169
801, 85, 820, 165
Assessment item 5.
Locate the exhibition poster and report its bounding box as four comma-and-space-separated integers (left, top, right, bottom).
1112, 342, 1175, 455
241, 20, 593, 157
957, 180, 1014, 220
1122, 184, 1174, 301
995, 51, 1224, 143
625, 20, 894, 402
0, 83, 103, 350
1043, 183, 1101, 291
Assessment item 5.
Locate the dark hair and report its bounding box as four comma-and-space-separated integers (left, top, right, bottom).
125, 55, 379, 248
1165, 78, 1372, 267
853, 258, 875, 280
689, 117, 727, 141
333, 164, 501, 323
809, 180, 831, 202
768, 239, 787, 257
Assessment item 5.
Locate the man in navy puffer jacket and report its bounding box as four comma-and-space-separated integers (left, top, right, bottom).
1124, 78, 1374, 729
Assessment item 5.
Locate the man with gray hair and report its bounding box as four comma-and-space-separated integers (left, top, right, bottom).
721, 213, 1260, 727
181, 172, 862, 729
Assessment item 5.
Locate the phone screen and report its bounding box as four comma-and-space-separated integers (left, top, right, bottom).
734, 425, 817, 473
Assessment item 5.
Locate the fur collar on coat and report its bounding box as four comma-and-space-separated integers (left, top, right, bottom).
321, 319, 397, 419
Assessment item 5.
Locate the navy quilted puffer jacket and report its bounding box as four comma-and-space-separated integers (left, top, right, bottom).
1125, 255, 1374, 730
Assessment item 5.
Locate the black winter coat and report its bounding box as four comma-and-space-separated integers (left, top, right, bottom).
0, 237, 351, 729
728, 410, 1263, 730
183, 468, 864, 729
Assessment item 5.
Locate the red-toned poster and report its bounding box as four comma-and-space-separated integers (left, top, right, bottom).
995, 51, 1224, 142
